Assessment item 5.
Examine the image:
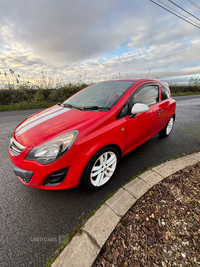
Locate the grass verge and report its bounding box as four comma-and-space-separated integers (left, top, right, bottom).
0, 101, 58, 111
172, 91, 200, 96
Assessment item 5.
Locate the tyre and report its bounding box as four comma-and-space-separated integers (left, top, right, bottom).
158, 115, 174, 138
84, 147, 119, 190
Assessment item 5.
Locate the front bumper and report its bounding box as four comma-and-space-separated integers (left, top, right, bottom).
14, 166, 34, 184
9, 147, 90, 190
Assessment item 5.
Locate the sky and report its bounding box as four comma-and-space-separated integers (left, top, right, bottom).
0, 0, 200, 86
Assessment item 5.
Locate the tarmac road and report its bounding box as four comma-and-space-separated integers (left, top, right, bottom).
0, 95, 200, 267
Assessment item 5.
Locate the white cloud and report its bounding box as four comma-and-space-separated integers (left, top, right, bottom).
0, 0, 199, 84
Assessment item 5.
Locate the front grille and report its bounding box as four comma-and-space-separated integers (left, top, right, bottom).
10, 137, 26, 156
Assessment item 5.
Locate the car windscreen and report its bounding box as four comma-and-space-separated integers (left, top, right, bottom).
62, 81, 136, 110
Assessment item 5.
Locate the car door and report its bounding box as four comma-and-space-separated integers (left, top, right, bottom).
155, 85, 173, 131
125, 83, 162, 154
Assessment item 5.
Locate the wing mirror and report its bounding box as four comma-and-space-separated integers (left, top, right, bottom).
131, 103, 149, 115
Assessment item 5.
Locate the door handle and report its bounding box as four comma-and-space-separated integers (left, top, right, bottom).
158, 110, 163, 114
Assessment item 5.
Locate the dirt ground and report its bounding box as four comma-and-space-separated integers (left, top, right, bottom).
93, 162, 200, 267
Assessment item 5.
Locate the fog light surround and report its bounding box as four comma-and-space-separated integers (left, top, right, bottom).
43, 167, 69, 186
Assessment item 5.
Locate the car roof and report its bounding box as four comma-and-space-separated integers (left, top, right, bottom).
105, 78, 169, 88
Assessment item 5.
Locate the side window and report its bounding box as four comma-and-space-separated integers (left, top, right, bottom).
161, 86, 170, 100
117, 103, 129, 118
133, 85, 159, 106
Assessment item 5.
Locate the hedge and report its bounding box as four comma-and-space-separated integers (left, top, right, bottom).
0, 83, 200, 106
0, 83, 87, 106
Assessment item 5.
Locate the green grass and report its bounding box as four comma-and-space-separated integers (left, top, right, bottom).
172, 91, 200, 96
0, 101, 58, 111
45, 225, 82, 267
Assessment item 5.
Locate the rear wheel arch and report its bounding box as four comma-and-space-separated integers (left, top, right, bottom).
159, 114, 175, 138
172, 113, 175, 120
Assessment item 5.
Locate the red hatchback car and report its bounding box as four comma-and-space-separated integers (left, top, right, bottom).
9, 79, 176, 190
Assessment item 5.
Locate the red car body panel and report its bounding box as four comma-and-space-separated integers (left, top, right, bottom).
14, 105, 105, 147
9, 79, 176, 190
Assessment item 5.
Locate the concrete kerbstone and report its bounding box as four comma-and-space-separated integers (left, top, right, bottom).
123, 177, 151, 199
173, 157, 191, 169
152, 161, 180, 178
186, 153, 200, 162
138, 170, 163, 186
173, 155, 198, 169
51, 231, 100, 267
105, 188, 137, 217
83, 203, 120, 248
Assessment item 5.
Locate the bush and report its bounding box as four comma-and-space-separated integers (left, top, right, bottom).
170, 85, 200, 94
0, 83, 88, 106
47, 83, 87, 102
0, 89, 12, 105
170, 76, 200, 94
1, 81, 199, 107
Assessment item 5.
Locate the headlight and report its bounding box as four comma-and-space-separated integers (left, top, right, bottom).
25, 130, 78, 164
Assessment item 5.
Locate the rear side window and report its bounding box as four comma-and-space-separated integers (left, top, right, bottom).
161, 85, 170, 100
133, 85, 159, 106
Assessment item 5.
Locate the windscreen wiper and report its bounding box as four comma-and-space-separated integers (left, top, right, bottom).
61, 103, 83, 111
82, 106, 111, 111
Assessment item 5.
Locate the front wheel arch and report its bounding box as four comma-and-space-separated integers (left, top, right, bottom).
82, 146, 121, 190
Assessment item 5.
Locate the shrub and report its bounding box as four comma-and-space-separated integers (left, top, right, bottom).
1, 80, 199, 107
170, 85, 200, 94
0, 89, 12, 105
0, 83, 88, 106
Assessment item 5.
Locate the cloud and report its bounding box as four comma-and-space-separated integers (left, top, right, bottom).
0, 0, 137, 62
0, 0, 199, 83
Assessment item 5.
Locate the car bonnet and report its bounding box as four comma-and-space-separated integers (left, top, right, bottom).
13, 104, 105, 148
